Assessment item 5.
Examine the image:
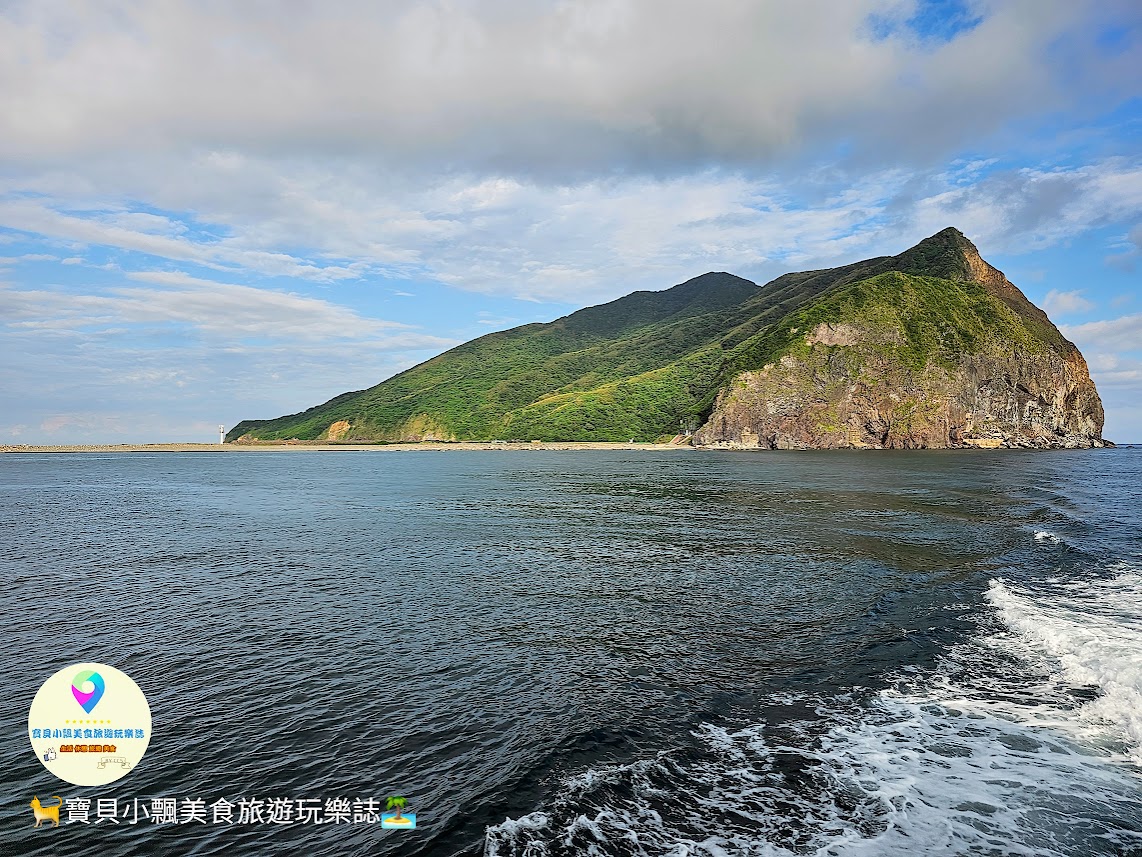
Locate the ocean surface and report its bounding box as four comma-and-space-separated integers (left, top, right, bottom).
2, 449, 1141, 856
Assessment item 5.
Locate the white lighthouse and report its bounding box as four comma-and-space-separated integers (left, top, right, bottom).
219, 424, 225, 445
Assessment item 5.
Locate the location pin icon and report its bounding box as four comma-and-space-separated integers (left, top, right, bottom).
71, 670, 106, 714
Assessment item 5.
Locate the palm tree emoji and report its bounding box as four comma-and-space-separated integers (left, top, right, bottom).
386, 795, 408, 823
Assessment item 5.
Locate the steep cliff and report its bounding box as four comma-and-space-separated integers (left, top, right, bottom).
693, 231, 1106, 449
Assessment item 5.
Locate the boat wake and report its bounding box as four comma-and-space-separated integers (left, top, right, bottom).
486, 571, 1142, 856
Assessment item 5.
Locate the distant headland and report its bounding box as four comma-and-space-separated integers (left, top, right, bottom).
224, 228, 1108, 450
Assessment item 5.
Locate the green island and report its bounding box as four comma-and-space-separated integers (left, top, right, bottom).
229, 228, 1107, 450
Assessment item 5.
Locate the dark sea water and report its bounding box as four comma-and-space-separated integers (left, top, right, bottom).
2, 449, 1141, 856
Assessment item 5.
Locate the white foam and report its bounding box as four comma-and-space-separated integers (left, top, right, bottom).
486, 573, 1142, 856
485, 812, 550, 857
986, 574, 1142, 763
1034, 530, 1062, 543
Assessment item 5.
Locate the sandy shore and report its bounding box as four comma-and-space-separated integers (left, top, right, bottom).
2, 441, 692, 454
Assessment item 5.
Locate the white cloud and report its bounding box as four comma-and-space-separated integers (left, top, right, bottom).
6, 155, 1138, 305
905, 161, 1142, 253
0, 198, 377, 282
0, 271, 454, 345
1042, 289, 1094, 315
1062, 314, 1142, 355
1086, 352, 1142, 386
0, 1, 1133, 176
0, 154, 1129, 325
1062, 314, 1142, 441
0, 253, 56, 263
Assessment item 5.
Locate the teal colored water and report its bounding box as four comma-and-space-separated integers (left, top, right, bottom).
2, 449, 1140, 856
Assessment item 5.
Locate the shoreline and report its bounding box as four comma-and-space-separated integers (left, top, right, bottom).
1, 441, 693, 454
2, 441, 1127, 454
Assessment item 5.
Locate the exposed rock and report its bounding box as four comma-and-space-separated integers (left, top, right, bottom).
694, 231, 1108, 451
325, 419, 351, 441
695, 339, 1106, 450
393, 413, 457, 442
804, 323, 861, 348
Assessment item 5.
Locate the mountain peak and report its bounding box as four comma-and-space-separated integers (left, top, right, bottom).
892, 226, 1008, 289
895, 226, 974, 273
921, 225, 975, 249
555, 269, 757, 338
671, 270, 758, 295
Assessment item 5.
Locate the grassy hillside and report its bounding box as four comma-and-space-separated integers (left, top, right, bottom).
229, 272, 761, 441
726, 270, 1049, 377
229, 229, 1076, 443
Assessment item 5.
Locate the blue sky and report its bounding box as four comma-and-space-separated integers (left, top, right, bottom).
1, 0, 1139, 443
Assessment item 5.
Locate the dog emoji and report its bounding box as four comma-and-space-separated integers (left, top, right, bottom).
30, 795, 62, 828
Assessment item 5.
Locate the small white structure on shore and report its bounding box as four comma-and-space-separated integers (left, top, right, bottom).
219, 424, 225, 445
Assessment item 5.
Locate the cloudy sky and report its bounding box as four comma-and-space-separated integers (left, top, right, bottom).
1, 0, 1139, 443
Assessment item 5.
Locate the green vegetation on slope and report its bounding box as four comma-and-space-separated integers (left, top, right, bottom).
229, 229, 1076, 443
726, 270, 1048, 377
229, 272, 759, 442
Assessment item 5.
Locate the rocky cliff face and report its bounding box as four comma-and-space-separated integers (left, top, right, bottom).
694, 323, 1105, 449
693, 232, 1108, 450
